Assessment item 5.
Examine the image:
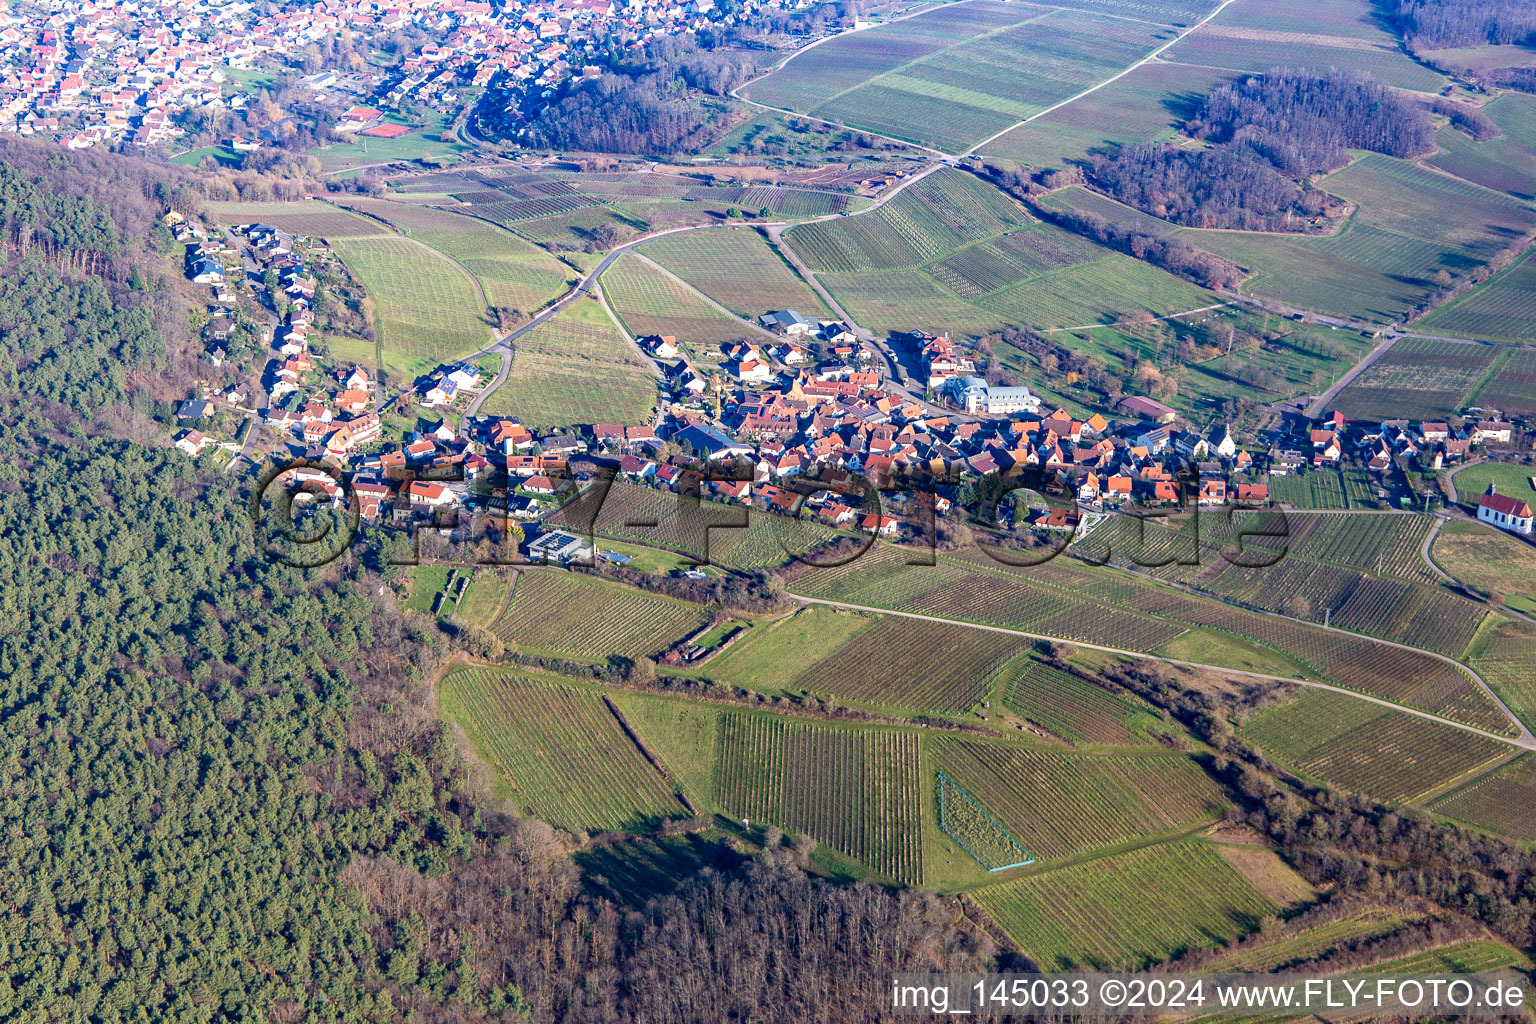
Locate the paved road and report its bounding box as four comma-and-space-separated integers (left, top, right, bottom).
789, 593, 1536, 751
226, 238, 280, 474
1304, 331, 1401, 418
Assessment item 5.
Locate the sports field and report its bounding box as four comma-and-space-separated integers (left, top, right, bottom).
330, 234, 491, 377
743, 2, 1175, 153
478, 300, 657, 428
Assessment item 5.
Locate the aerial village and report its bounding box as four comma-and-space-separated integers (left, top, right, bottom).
173, 213, 1535, 569
0, 0, 800, 150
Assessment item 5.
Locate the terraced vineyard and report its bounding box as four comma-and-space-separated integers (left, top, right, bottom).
1431, 754, 1536, 842
493, 571, 708, 660
1239, 689, 1511, 804
973, 840, 1280, 969
792, 615, 1026, 713
998, 658, 1156, 745
439, 668, 684, 831
930, 736, 1227, 862
714, 714, 924, 883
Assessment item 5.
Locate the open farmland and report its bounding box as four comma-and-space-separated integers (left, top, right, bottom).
1432, 754, 1536, 842
714, 714, 924, 883
743, 2, 1176, 153
330, 234, 490, 376
599, 254, 756, 353
493, 570, 708, 660
972, 839, 1280, 969
1419, 254, 1536, 351
703, 606, 880, 693
998, 657, 1158, 746
1426, 92, 1536, 200
1471, 347, 1536, 416
639, 229, 832, 318
1470, 621, 1536, 734
1433, 519, 1536, 613
982, 61, 1235, 167
929, 735, 1227, 862
478, 301, 656, 427
439, 668, 685, 831
204, 200, 383, 238
791, 615, 1027, 713
343, 199, 571, 314
1238, 688, 1512, 804
1332, 338, 1499, 420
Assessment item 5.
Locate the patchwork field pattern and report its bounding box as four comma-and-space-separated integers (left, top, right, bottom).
493, 571, 708, 659
479, 305, 656, 427
714, 714, 924, 883
1333, 338, 1499, 420
743, 2, 1176, 153
1238, 689, 1511, 804
929, 736, 1227, 862
1426, 92, 1536, 200
440, 668, 685, 831
330, 234, 490, 373
973, 839, 1280, 969
1432, 754, 1536, 842
600, 254, 757, 353
639, 228, 832, 318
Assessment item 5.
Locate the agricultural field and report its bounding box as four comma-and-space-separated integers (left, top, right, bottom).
714, 714, 925, 883
478, 300, 657, 428
439, 668, 685, 832
492, 570, 709, 661
982, 61, 1235, 168
1420, 257, 1536, 352
205, 200, 383, 238
1162, 0, 1447, 93
613, 694, 723, 811
1332, 338, 1500, 421
791, 615, 1028, 713
1431, 754, 1536, 842
972, 839, 1282, 969
1425, 92, 1536, 201
936, 771, 1033, 871
786, 168, 1027, 273
599, 254, 757, 354
342, 199, 572, 314
1237, 688, 1512, 804
744, 2, 1177, 153
1432, 519, 1536, 612
702, 606, 880, 693
997, 657, 1161, 746
330, 234, 491, 377
929, 735, 1228, 862
639, 228, 833, 319
1469, 621, 1536, 735
1469, 344, 1536, 416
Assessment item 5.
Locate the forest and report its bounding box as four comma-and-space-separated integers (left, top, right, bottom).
1088, 70, 1433, 230
1391, 0, 1536, 50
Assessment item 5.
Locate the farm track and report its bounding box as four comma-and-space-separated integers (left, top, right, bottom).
786, 593, 1536, 751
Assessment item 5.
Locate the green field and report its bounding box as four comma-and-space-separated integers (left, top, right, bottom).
478, 300, 657, 428
1433, 519, 1536, 610
492, 570, 708, 661
440, 668, 685, 831
310, 112, 470, 171
997, 657, 1160, 745
343, 199, 571, 314
745, 2, 1175, 153
1432, 753, 1536, 842
1238, 688, 1512, 804
931, 735, 1227, 862
1426, 92, 1536, 200
599, 254, 757, 354
702, 606, 881, 692
615, 694, 724, 811
639, 229, 832, 319
1469, 621, 1536, 735
982, 61, 1235, 167
714, 713, 925, 883
1451, 461, 1536, 508
331, 234, 490, 377
204, 200, 383, 238
972, 839, 1282, 968
1417, 252, 1536, 349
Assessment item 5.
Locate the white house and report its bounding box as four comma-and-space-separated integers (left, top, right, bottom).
1477, 487, 1534, 536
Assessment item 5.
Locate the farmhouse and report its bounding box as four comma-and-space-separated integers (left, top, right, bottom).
1477, 486, 1534, 536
